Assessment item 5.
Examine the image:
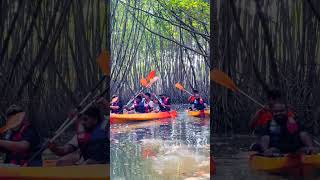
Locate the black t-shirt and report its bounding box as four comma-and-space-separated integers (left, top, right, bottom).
111, 101, 123, 114
260, 119, 302, 153
4, 126, 42, 166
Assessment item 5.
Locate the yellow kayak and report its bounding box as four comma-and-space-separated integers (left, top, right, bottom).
250, 153, 320, 173
110, 110, 177, 123
0, 164, 109, 180
187, 110, 210, 117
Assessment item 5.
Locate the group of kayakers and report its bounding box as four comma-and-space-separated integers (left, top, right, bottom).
0, 102, 108, 167
249, 89, 317, 156
110, 89, 208, 114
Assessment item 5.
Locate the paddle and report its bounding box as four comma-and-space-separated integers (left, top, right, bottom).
146, 70, 156, 81
175, 83, 193, 96
27, 87, 109, 165
125, 76, 160, 108
211, 69, 264, 107
124, 70, 156, 107
26, 50, 109, 165
124, 74, 158, 107
56, 50, 109, 134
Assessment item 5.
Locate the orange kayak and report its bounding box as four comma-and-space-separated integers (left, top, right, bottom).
187, 110, 210, 117
250, 153, 320, 173
110, 110, 177, 123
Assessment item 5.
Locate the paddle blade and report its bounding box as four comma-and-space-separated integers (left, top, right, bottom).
140, 78, 148, 87
146, 70, 156, 81
97, 50, 110, 75
0, 112, 26, 134
146, 76, 159, 88
211, 69, 238, 91
175, 83, 185, 91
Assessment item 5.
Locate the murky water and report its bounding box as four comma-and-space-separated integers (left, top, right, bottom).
110, 105, 210, 180
213, 136, 320, 180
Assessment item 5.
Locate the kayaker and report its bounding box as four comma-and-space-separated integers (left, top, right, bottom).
0, 105, 42, 167
151, 96, 160, 113
110, 95, 123, 114
259, 103, 316, 156
48, 106, 108, 165
159, 94, 171, 112
190, 90, 207, 111
249, 89, 294, 130
125, 95, 147, 113
140, 92, 154, 112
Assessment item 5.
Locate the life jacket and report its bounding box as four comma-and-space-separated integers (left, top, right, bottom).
134, 100, 146, 113
252, 110, 295, 129
111, 101, 123, 114
76, 122, 107, 161
193, 98, 205, 110
143, 98, 154, 113
7, 124, 31, 166
188, 96, 195, 104
160, 97, 170, 111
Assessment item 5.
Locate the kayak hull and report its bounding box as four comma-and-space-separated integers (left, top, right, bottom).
187, 110, 210, 117
110, 110, 177, 123
250, 153, 320, 173
0, 164, 109, 180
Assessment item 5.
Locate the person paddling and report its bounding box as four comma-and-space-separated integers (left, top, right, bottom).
259, 103, 316, 156
189, 90, 207, 111
110, 95, 123, 114
125, 95, 147, 113
48, 106, 108, 165
0, 105, 42, 167
248, 89, 316, 155
159, 94, 171, 112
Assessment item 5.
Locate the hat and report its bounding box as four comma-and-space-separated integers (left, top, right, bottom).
0, 111, 26, 134
6, 105, 24, 117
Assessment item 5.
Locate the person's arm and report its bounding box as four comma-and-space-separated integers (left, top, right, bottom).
49, 144, 76, 156
110, 105, 120, 110
0, 140, 30, 153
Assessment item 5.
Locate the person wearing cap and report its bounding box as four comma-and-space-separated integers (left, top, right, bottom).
48, 106, 108, 165
0, 105, 42, 166
110, 95, 123, 114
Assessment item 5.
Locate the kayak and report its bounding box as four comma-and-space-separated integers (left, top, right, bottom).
187, 109, 210, 117
250, 153, 320, 173
110, 110, 177, 123
0, 164, 109, 180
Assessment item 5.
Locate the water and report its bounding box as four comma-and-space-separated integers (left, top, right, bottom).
213, 136, 320, 180
110, 105, 210, 180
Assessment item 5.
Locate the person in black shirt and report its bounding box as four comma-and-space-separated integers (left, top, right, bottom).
0, 105, 42, 166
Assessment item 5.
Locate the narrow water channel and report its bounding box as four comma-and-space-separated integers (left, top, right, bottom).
110, 105, 210, 180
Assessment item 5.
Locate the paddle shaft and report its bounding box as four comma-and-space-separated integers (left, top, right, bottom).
56, 75, 107, 134
237, 89, 264, 108
125, 78, 159, 107
27, 88, 108, 165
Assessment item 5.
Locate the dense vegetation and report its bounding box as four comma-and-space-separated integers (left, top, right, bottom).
111, 0, 210, 103
213, 0, 320, 134
0, 0, 106, 136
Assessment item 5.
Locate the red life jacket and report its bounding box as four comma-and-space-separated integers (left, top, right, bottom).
9, 124, 30, 166
163, 97, 170, 105
188, 96, 195, 103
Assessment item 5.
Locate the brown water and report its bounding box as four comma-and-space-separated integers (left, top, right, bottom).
110, 106, 210, 180
213, 136, 320, 180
